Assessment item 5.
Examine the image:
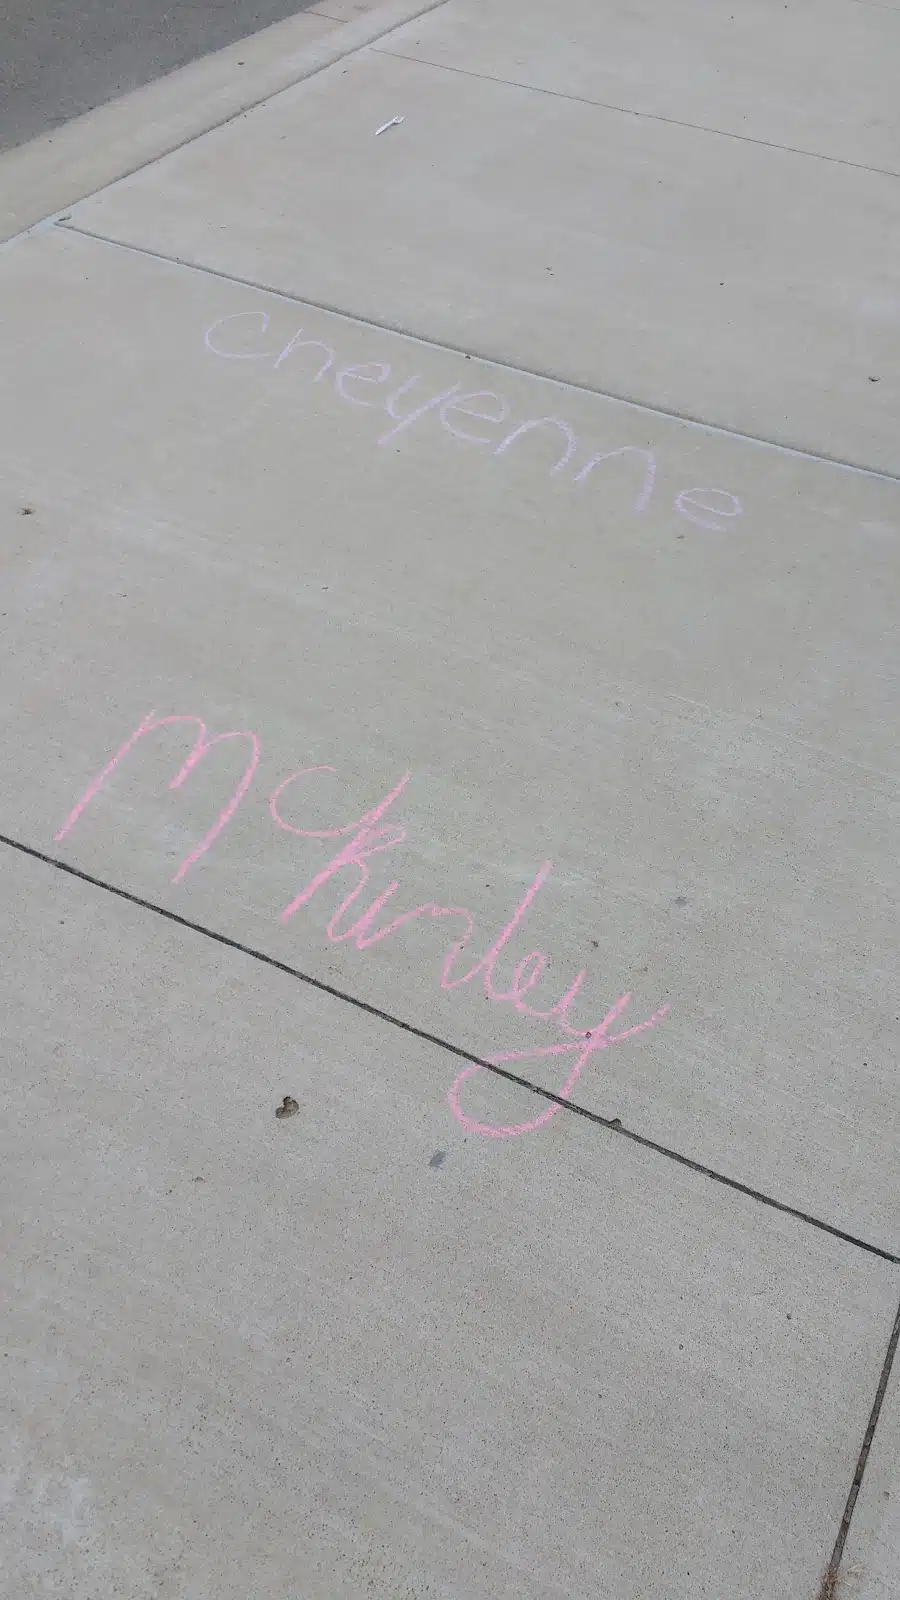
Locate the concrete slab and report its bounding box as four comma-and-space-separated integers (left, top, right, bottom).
378, 0, 900, 171
1, 225, 899, 1255
0, 841, 897, 1600
61, 43, 900, 471
843, 1346, 900, 1597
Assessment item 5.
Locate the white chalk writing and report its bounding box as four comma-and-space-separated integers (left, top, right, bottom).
204, 312, 743, 530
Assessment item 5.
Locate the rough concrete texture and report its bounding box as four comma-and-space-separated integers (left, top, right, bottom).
382, 0, 900, 171
64, 43, 900, 473
0, 1, 899, 1597
843, 1351, 900, 1597
3, 844, 895, 1600
1, 223, 900, 1252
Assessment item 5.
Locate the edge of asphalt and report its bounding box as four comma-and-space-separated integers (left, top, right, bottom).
0, 0, 449, 245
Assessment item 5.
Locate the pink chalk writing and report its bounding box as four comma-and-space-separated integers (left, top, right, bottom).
448, 994, 668, 1139
203, 311, 741, 530
56, 709, 670, 1137
54, 710, 260, 883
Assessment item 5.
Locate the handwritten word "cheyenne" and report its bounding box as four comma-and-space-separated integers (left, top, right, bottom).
204, 312, 743, 532
55, 710, 669, 1138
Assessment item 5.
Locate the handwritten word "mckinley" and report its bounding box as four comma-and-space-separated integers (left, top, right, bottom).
204, 312, 743, 532
54, 710, 669, 1139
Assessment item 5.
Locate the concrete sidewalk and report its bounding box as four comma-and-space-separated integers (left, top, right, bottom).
1, 2, 899, 1597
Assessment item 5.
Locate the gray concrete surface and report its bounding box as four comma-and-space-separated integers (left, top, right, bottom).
4, 844, 894, 1600
1, 1, 899, 1597
0, 0, 369, 151
65, 36, 900, 471
844, 1359, 900, 1597
1, 223, 900, 1254
381, 0, 900, 171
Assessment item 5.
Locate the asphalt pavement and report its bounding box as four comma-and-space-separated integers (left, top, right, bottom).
0, 0, 344, 149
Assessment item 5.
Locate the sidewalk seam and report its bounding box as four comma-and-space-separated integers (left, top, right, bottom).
2, 825, 897, 1266
372, 47, 900, 180
56, 220, 900, 485
818, 1295, 900, 1597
